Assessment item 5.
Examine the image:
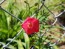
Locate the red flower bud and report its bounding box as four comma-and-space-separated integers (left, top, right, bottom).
22, 17, 39, 35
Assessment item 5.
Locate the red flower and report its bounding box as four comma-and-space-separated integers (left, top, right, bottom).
22, 17, 39, 35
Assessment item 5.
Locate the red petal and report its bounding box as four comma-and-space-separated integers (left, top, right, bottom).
22, 17, 39, 35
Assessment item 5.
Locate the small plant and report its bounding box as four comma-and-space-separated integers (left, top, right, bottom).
0, 0, 65, 49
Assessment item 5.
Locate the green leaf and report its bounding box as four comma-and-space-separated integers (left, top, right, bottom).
17, 40, 24, 49
23, 32, 30, 49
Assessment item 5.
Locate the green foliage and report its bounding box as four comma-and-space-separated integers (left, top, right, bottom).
0, 0, 65, 49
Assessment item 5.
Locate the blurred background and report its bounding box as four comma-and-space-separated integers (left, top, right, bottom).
0, 0, 65, 49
